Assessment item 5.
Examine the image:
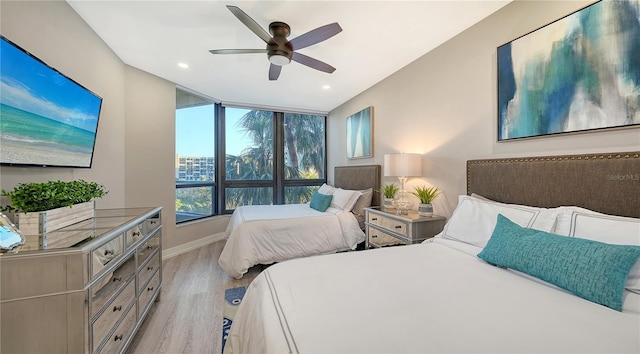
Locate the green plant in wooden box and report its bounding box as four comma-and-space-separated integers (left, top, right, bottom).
412, 185, 440, 216
1, 180, 108, 248
1, 180, 108, 213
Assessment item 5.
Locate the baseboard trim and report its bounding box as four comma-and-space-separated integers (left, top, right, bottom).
162, 232, 226, 260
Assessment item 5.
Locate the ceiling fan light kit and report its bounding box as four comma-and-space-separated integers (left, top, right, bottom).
268, 54, 291, 66
210, 5, 342, 80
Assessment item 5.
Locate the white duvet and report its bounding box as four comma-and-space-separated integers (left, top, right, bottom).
226, 238, 640, 353
219, 204, 365, 279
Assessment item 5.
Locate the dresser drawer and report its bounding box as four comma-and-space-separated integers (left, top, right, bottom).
367, 212, 409, 237
138, 250, 160, 295
138, 269, 160, 318
91, 234, 125, 278
92, 280, 136, 352
125, 222, 144, 249
90, 254, 136, 318
136, 232, 160, 267
97, 303, 137, 354
367, 225, 404, 247
144, 212, 162, 235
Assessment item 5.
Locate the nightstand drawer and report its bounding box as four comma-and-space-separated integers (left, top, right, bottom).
366, 225, 404, 247
364, 207, 447, 249
367, 213, 409, 237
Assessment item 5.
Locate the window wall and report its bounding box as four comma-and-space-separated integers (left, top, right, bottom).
175, 88, 327, 224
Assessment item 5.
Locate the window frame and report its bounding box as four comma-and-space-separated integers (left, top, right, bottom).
176, 94, 328, 224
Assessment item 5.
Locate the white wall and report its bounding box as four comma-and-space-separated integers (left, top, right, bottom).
328, 0, 640, 218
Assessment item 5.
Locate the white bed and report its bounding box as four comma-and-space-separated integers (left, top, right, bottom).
219, 165, 381, 279
226, 238, 640, 353
225, 152, 640, 353
219, 204, 366, 278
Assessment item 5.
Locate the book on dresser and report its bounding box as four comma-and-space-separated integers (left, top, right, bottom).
0, 207, 163, 354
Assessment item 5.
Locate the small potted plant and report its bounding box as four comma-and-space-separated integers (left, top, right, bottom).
378, 184, 400, 211
412, 185, 440, 216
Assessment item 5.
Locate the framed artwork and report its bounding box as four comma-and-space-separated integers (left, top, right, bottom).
346, 106, 373, 159
497, 0, 640, 141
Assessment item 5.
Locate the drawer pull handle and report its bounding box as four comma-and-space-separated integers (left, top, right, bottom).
113, 305, 122, 312
395, 225, 402, 229
147, 286, 154, 291
371, 217, 378, 221
372, 235, 378, 238
114, 334, 123, 342
150, 220, 157, 225
113, 275, 122, 282
147, 245, 153, 250
147, 266, 154, 271
132, 231, 141, 237
104, 250, 114, 256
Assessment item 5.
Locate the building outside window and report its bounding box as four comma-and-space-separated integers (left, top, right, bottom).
175, 89, 216, 223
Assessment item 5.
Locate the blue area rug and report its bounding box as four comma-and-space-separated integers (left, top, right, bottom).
222, 286, 247, 353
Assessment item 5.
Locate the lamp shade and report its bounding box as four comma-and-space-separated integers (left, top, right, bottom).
384, 153, 422, 177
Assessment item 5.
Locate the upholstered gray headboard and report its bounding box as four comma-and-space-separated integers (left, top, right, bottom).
467, 152, 640, 218
334, 165, 381, 206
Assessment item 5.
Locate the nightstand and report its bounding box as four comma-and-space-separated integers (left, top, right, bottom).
364, 207, 446, 249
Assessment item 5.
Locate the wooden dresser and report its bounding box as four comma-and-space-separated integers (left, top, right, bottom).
0, 207, 162, 354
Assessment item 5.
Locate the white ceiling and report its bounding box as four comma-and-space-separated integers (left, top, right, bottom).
67, 0, 511, 114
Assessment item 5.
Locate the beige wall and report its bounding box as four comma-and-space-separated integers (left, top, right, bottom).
328, 0, 640, 218
0, 0, 228, 250
0, 0, 230, 250
0, 0, 127, 209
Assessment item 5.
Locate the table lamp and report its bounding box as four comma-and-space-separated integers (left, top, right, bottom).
384, 153, 422, 215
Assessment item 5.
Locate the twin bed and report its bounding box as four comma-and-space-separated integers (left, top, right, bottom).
219, 165, 381, 279
225, 152, 640, 353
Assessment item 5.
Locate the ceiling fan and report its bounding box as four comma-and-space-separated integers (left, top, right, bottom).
209, 5, 342, 81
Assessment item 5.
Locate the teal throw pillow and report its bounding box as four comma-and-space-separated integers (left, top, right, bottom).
310, 192, 333, 212
477, 214, 640, 311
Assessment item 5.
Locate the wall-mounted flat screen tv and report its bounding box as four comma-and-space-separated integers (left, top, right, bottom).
0, 35, 103, 168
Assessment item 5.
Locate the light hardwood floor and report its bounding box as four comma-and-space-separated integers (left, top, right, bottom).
126, 240, 261, 354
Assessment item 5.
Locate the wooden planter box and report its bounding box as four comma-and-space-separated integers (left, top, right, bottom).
13, 201, 95, 249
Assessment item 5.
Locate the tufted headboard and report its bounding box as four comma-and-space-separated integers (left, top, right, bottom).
334, 165, 381, 206
467, 152, 640, 218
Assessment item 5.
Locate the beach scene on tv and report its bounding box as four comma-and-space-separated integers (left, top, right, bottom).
0, 37, 102, 168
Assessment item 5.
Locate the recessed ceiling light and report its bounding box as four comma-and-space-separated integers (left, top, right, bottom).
322, 85, 330, 90
177, 62, 189, 69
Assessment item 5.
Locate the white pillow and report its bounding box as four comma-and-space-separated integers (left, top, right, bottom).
555, 207, 639, 243
329, 188, 362, 212
318, 183, 336, 195
555, 207, 640, 293
440, 195, 559, 247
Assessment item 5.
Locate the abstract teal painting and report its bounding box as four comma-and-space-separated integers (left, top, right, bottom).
346, 106, 373, 159
498, 0, 640, 141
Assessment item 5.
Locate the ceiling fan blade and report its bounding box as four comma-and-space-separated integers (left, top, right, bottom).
226, 5, 272, 43
289, 23, 342, 51
209, 49, 267, 54
291, 52, 336, 73
268, 64, 282, 81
